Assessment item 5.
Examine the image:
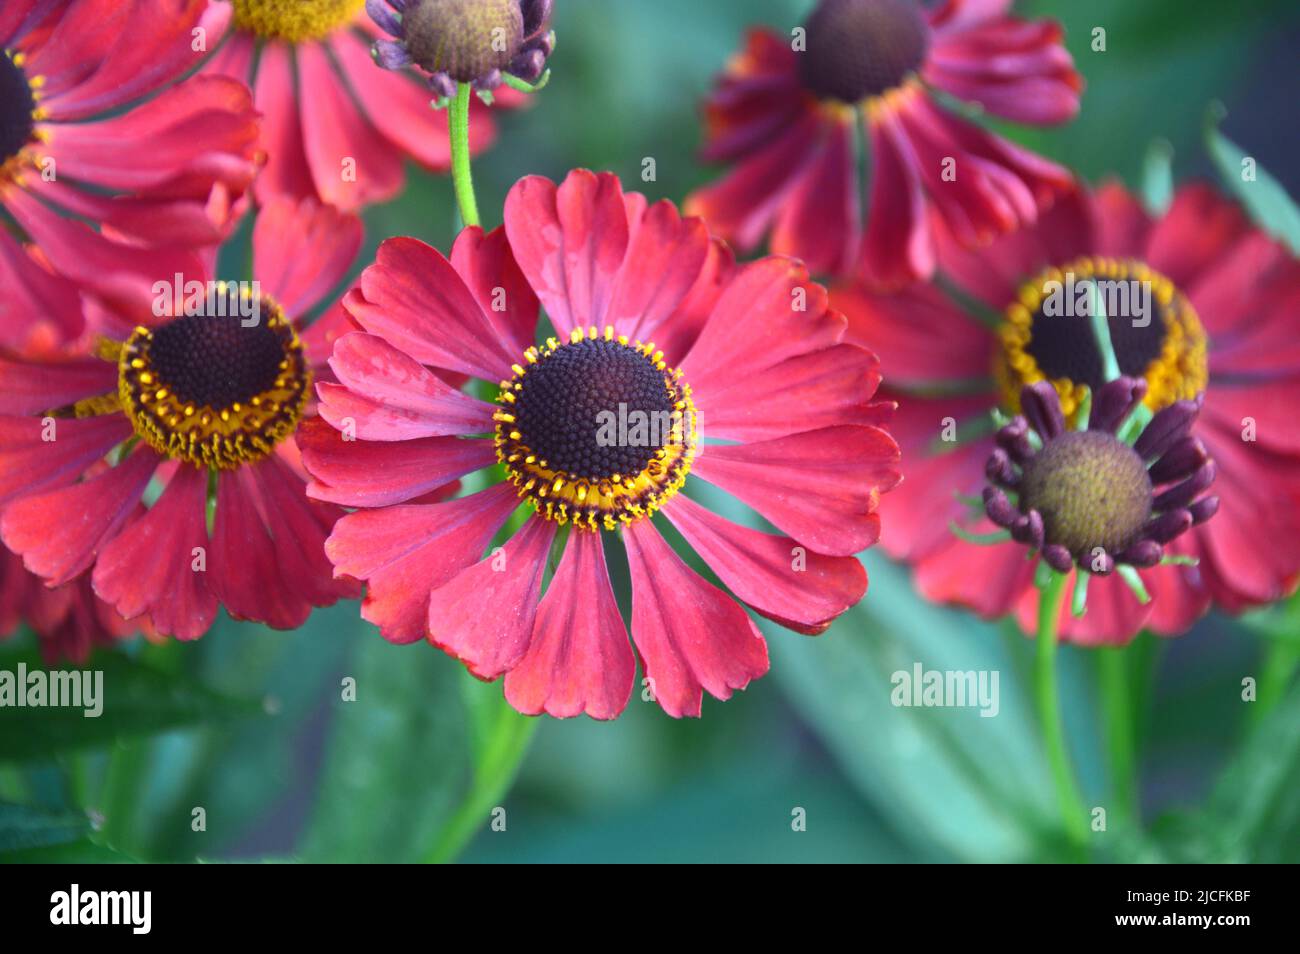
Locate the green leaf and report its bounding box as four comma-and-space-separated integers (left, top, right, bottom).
1205, 103, 1300, 254
1140, 139, 1175, 214
300, 634, 536, 863
0, 647, 261, 762
0, 800, 89, 853
0, 837, 140, 863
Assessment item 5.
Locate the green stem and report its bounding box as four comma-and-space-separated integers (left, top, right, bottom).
1035, 570, 1090, 853
422, 711, 537, 863
1098, 648, 1139, 819
449, 82, 481, 229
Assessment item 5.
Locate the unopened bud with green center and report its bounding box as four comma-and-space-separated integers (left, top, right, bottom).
368, 0, 555, 95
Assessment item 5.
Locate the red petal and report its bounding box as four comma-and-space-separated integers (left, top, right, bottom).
663, 494, 867, 634
254, 198, 361, 318
623, 517, 769, 718
427, 516, 555, 679
504, 530, 635, 719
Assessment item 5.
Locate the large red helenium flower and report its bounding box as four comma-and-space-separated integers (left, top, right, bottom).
0, 198, 364, 639
839, 182, 1300, 644
0, 0, 260, 343
300, 170, 902, 719
686, 0, 1081, 287
202, 0, 526, 211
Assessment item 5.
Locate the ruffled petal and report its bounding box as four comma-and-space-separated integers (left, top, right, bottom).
319, 333, 497, 440
691, 425, 900, 557
770, 117, 861, 275
605, 199, 711, 344
324, 482, 519, 643
1144, 183, 1250, 291
664, 494, 866, 634
449, 225, 539, 360
427, 516, 555, 679
351, 237, 519, 381
503, 171, 631, 338
1, 446, 156, 586
504, 530, 635, 720
861, 107, 933, 286
0, 354, 118, 416
299, 416, 495, 507
92, 462, 217, 639
249, 40, 317, 205
296, 40, 404, 210
0, 413, 131, 506
623, 517, 769, 718
253, 198, 361, 318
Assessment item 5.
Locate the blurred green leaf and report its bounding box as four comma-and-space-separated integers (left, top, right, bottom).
300, 634, 535, 863
1205, 104, 1300, 253
0, 800, 88, 853
1140, 139, 1175, 214
0, 647, 260, 762
0, 837, 139, 863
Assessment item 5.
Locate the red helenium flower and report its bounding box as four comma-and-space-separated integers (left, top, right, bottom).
0, 0, 261, 341
838, 182, 1300, 643
0, 197, 364, 638
0, 545, 152, 665
685, 0, 1081, 286
301, 170, 901, 719
203, 0, 525, 211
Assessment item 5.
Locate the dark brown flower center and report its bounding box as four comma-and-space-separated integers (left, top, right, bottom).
118, 297, 310, 470
797, 0, 930, 103
0, 51, 36, 166
495, 330, 697, 531
149, 313, 287, 410
514, 337, 674, 482
998, 257, 1208, 422
403, 0, 523, 82
1019, 431, 1152, 558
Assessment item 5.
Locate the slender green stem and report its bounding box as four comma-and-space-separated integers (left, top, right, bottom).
1098, 648, 1139, 819
422, 711, 538, 863
449, 82, 481, 229
1035, 570, 1090, 852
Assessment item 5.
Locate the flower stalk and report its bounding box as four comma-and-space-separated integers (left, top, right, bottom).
449, 82, 481, 228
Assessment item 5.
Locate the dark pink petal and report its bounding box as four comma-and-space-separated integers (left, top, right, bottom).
0, 231, 84, 348
298, 416, 495, 507
93, 462, 217, 639
325, 483, 519, 643
696, 342, 888, 443
250, 40, 317, 206
320, 333, 497, 440
664, 494, 866, 634
605, 199, 711, 343
623, 517, 769, 719
352, 236, 519, 381
503, 171, 630, 338
1, 447, 156, 586
691, 425, 901, 557
449, 225, 539, 360
836, 281, 994, 387
771, 117, 861, 275
427, 516, 555, 679
0, 413, 131, 506
1145, 183, 1250, 291
211, 465, 303, 628
914, 532, 1036, 619
504, 530, 635, 720
684, 112, 825, 254
0, 354, 117, 416
927, 0, 1015, 35
297, 40, 404, 210
254, 198, 361, 318
681, 257, 844, 395
861, 108, 934, 286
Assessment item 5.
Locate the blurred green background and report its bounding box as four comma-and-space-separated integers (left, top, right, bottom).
2, 0, 1298, 863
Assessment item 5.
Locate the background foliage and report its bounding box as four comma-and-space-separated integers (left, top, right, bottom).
1, 0, 1298, 863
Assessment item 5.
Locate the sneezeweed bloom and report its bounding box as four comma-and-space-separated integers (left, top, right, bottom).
301, 170, 900, 719
205, 0, 525, 211
0, 547, 152, 666
368, 0, 555, 98
686, 0, 1080, 286
838, 182, 1300, 642
0, 0, 259, 332
0, 198, 363, 638
981, 378, 1217, 613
